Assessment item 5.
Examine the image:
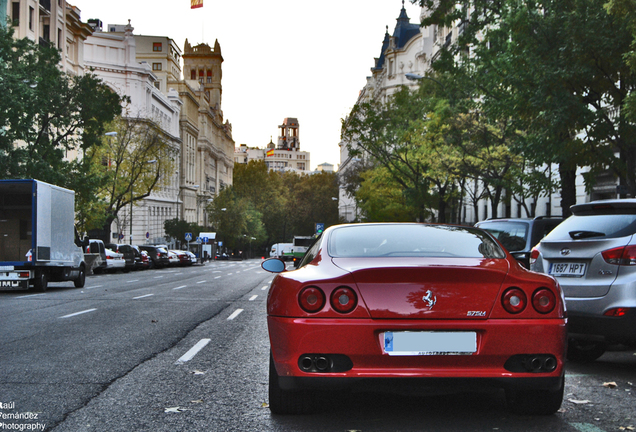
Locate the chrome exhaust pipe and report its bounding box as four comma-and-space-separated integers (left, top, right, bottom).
315, 356, 330, 372
543, 356, 557, 372
299, 356, 313, 371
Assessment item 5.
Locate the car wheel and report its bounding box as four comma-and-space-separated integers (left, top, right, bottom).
33, 270, 48, 292
269, 353, 316, 415
506, 375, 564, 415
567, 339, 607, 363
74, 266, 86, 288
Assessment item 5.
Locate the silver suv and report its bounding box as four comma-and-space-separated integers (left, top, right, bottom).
531, 199, 636, 361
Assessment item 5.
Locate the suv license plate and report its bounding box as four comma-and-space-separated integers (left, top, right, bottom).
549, 262, 586, 277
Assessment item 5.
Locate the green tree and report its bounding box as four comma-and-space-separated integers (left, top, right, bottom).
420, 0, 636, 215
86, 116, 178, 237
0, 26, 122, 227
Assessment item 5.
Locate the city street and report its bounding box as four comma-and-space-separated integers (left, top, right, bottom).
0, 259, 634, 432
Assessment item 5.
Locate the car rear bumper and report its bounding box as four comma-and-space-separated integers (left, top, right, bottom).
268, 316, 566, 383
567, 309, 636, 344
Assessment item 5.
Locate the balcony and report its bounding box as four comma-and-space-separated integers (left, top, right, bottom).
39, 0, 51, 13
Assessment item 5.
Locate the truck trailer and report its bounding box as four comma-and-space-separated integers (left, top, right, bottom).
0, 179, 86, 291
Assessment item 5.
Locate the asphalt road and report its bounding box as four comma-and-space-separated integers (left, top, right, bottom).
0, 259, 634, 431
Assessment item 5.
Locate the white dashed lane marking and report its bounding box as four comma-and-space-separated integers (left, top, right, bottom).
227, 309, 244, 320
59, 308, 97, 319
175, 338, 211, 364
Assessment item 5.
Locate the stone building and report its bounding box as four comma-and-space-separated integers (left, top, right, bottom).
339, 3, 431, 222
234, 118, 311, 174
3, 0, 93, 75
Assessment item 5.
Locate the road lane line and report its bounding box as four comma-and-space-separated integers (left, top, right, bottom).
196, 280, 206, 284
261, 286, 268, 291
214, 276, 221, 279
173, 285, 187, 290
154, 276, 164, 279
227, 309, 244, 320
127, 280, 139, 283
15, 293, 45, 299
60, 308, 97, 319
85, 285, 102, 290
175, 338, 211, 364
249, 295, 258, 301
133, 294, 154, 299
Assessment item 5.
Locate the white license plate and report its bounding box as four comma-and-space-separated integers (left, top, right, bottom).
549, 262, 586, 277
383, 331, 477, 356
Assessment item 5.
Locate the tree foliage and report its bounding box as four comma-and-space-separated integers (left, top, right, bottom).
0, 26, 123, 227
84, 116, 178, 235
206, 161, 339, 254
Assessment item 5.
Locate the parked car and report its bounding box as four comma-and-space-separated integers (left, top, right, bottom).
170, 250, 193, 266
85, 239, 107, 274
262, 223, 566, 415
105, 243, 135, 272
104, 248, 126, 273
167, 250, 180, 266
138, 245, 170, 268
531, 199, 636, 362
138, 250, 150, 269
476, 217, 563, 268
186, 250, 197, 264
130, 245, 146, 270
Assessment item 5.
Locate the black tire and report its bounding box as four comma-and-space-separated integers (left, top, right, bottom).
33, 270, 48, 292
506, 375, 564, 415
567, 339, 607, 363
74, 266, 86, 288
269, 354, 317, 415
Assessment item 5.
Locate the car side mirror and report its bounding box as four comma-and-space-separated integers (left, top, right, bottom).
261, 258, 286, 273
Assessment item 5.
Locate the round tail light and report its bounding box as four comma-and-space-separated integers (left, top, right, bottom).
330, 287, 357, 314
532, 288, 556, 314
502, 287, 527, 314
299, 286, 325, 313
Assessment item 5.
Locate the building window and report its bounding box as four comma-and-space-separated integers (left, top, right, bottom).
153, 42, 162, 52
152, 63, 162, 71
12, 2, 19, 26
207, 70, 212, 83
154, 81, 160, 90
28, 6, 34, 31
190, 69, 196, 80
58, 29, 62, 49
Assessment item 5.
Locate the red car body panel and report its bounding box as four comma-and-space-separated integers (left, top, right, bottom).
266, 224, 566, 390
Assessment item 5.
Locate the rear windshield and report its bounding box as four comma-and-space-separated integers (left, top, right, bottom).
328, 224, 505, 259
477, 222, 529, 252
545, 214, 636, 240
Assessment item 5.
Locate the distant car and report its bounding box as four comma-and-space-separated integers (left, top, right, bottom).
167, 250, 180, 266
531, 199, 636, 362
475, 217, 563, 268
105, 243, 135, 272
215, 253, 229, 260
104, 248, 125, 273
138, 245, 170, 268
186, 251, 197, 264
170, 250, 193, 266
262, 223, 566, 415
85, 239, 107, 274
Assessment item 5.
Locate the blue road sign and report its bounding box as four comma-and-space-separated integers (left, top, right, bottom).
185, 232, 193, 241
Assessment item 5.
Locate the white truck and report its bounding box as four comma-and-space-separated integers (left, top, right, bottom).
0, 179, 86, 291
269, 242, 293, 259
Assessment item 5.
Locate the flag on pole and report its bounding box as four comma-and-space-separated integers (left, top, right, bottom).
266, 149, 275, 157
191, 0, 203, 9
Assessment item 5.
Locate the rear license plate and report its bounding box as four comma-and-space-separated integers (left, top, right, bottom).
549, 262, 586, 277
383, 331, 477, 356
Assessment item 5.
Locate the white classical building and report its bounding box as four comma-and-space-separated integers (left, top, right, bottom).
339, 4, 433, 222
84, 21, 183, 244
234, 118, 311, 174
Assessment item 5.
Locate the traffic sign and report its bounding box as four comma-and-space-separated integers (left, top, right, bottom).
185, 232, 193, 241
315, 223, 325, 234
203, 236, 209, 243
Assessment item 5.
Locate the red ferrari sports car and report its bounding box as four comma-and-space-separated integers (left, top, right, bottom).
262, 223, 567, 415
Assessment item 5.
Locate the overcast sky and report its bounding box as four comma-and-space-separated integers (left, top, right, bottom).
70, 0, 422, 170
